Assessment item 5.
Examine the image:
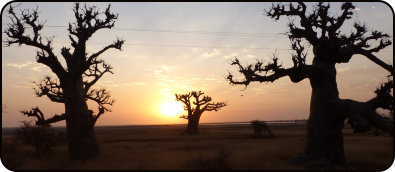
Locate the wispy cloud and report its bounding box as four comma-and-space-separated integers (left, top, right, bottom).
338, 67, 350, 73
353, 7, 360, 11
6, 62, 34, 69
202, 49, 220, 57
5, 61, 45, 72
161, 65, 175, 72
31, 65, 44, 72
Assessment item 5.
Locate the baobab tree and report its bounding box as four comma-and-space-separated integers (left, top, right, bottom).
226, 2, 393, 167
4, 3, 124, 160
175, 91, 227, 135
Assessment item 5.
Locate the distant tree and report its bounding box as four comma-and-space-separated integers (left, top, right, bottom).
226, 2, 393, 167
4, 3, 124, 160
175, 91, 227, 135
250, 120, 273, 138
16, 121, 65, 156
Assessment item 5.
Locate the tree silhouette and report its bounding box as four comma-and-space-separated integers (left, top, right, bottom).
250, 120, 273, 138
4, 3, 124, 160
226, 2, 393, 167
175, 91, 226, 135
16, 121, 65, 156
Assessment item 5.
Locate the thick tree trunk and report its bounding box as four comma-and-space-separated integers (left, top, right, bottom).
63, 78, 101, 161
65, 109, 101, 161
186, 114, 201, 135
295, 62, 347, 167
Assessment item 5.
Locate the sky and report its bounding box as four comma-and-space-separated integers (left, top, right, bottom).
1, 2, 393, 127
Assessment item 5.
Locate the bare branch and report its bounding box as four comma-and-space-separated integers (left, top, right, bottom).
334, 23, 392, 73
331, 79, 393, 135
358, 52, 393, 74
89, 106, 105, 126
67, 3, 119, 45
21, 107, 66, 126
176, 92, 192, 113
205, 102, 227, 112
86, 88, 114, 113
4, 4, 66, 77
33, 76, 64, 103
266, 2, 318, 45
85, 38, 125, 68
83, 60, 113, 93
226, 41, 315, 86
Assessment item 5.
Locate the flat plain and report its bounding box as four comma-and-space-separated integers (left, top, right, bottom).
1, 124, 393, 170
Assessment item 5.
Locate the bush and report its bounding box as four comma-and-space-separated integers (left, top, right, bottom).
15, 121, 65, 156
250, 120, 274, 138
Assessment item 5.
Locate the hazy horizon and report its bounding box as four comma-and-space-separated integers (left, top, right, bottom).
2, 2, 393, 128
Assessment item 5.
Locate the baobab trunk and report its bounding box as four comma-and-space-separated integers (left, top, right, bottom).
64, 77, 101, 160
187, 114, 201, 135
297, 62, 347, 166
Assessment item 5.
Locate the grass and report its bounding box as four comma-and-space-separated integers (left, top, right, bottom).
2, 124, 393, 170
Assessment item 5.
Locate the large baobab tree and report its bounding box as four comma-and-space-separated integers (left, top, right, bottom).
175, 91, 227, 135
227, 2, 393, 167
4, 3, 124, 160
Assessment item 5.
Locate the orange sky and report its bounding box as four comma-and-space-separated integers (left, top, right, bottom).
2, 2, 393, 127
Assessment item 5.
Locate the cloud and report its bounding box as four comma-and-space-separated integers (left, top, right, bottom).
6, 61, 34, 69
338, 67, 350, 73
202, 49, 220, 57
353, 7, 360, 11
5, 61, 45, 72
31, 65, 44, 72
161, 65, 175, 72
246, 54, 256, 58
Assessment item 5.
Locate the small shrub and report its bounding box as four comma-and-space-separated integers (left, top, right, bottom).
250, 120, 274, 138
15, 121, 65, 156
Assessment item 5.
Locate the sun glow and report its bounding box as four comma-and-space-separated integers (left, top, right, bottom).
160, 101, 184, 117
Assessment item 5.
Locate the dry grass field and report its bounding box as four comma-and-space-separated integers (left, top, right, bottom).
1, 124, 393, 170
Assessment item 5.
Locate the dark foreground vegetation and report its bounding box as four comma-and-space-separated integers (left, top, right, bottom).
2, 124, 392, 170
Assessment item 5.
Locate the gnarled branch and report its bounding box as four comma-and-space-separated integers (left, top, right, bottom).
205, 102, 227, 112
33, 76, 64, 103
85, 38, 124, 70
86, 88, 114, 112
68, 3, 118, 43
83, 59, 114, 93
4, 4, 66, 77
266, 2, 318, 45
331, 79, 393, 135
89, 106, 105, 126
226, 39, 314, 87
21, 107, 66, 126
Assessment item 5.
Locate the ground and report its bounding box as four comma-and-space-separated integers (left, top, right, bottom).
1, 123, 393, 170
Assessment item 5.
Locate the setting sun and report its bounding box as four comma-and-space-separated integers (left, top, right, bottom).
160, 101, 184, 117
